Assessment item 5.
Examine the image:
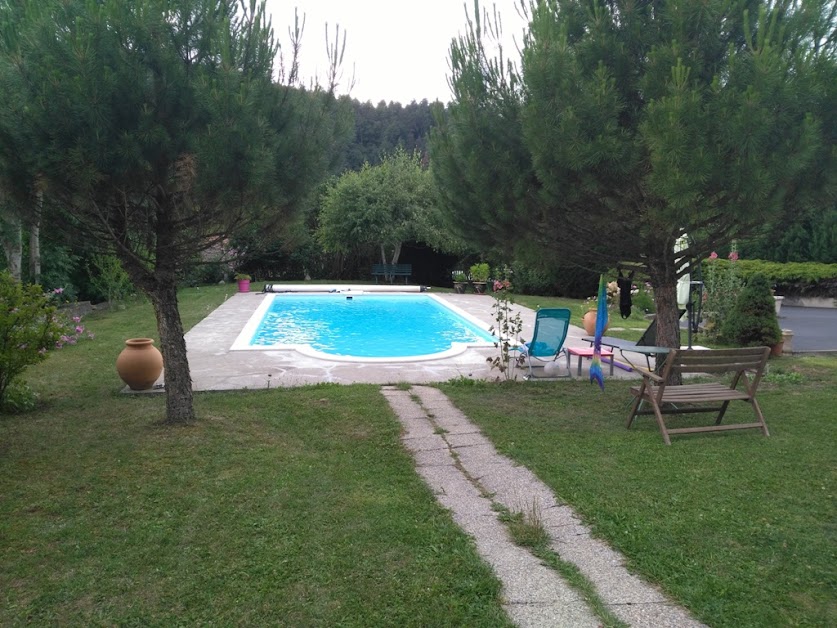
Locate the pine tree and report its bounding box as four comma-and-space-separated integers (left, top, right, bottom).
721, 273, 782, 347
0, 0, 350, 422
431, 0, 836, 352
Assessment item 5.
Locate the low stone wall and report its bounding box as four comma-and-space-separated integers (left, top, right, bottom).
783, 296, 836, 308
58, 301, 96, 318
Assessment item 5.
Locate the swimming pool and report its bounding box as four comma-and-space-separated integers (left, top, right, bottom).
230, 293, 496, 361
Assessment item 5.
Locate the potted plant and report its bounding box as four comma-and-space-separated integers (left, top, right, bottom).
581, 287, 614, 335
469, 263, 490, 294
235, 273, 251, 293
452, 271, 468, 294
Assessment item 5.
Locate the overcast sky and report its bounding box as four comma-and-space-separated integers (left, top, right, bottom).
264, 1, 527, 104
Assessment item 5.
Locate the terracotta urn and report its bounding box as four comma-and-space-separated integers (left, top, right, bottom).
116, 338, 164, 390
582, 310, 610, 336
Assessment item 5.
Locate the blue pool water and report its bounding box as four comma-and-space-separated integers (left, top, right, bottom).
247, 294, 495, 358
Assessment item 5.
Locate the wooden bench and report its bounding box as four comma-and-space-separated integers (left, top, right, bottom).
626, 347, 771, 445
371, 263, 411, 284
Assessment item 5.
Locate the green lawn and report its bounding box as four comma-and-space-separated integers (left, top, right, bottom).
2, 284, 834, 626
1, 286, 510, 626
440, 362, 837, 627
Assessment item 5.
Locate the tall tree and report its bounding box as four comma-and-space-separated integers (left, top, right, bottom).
317, 147, 458, 268
432, 0, 836, 350
0, 0, 350, 422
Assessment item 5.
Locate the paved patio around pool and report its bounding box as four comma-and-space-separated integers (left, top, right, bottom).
180, 290, 641, 391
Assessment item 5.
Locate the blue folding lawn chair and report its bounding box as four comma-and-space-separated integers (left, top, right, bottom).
517, 308, 571, 379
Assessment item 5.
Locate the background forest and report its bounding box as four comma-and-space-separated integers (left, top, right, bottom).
3, 92, 836, 303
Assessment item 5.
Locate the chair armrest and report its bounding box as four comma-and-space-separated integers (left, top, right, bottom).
639, 369, 664, 384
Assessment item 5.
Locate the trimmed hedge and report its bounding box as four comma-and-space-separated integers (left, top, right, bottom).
700, 259, 837, 297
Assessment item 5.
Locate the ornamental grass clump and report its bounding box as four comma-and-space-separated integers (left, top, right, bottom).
0, 272, 64, 407
721, 273, 782, 347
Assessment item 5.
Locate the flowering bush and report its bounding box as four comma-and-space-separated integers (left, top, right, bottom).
55, 314, 95, 349
486, 278, 524, 380
584, 281, 618, 311
0, 273, 64, 408
48, 286, 73, 305
702, 247, 745, 339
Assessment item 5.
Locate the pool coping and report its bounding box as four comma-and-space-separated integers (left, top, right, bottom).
228, 292, 496, 362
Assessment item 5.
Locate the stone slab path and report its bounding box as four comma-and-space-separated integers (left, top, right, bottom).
382, 385, 706, 628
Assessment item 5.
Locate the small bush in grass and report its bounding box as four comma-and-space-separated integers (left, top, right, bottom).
721, 273, 782, 347
0, 272, 64, 407
1, 380, 39, 414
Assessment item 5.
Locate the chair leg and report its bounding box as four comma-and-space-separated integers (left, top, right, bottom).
714, 400, 731, 425
626, 380, 647, 428
651, 401, 672, 445
749, 399, 770, 437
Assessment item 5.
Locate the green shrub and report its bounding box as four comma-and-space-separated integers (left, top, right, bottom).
721, 273, 782, 347
0, 380, 39, 414
469, 262, 490, 282
88, 254, 134, 304
632, 282, 656, 314
0, 272, 64, 408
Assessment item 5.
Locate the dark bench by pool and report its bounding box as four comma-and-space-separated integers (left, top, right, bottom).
371, 263, 412, 284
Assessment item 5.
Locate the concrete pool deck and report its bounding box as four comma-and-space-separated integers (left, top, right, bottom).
178, 290, 640, 391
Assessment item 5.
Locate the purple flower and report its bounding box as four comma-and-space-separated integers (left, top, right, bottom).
75, 325, 84, 334
52, 287, 64, 294
72, 316, 81, 323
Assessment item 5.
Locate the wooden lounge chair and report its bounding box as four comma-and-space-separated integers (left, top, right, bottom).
626, 347, 771, 445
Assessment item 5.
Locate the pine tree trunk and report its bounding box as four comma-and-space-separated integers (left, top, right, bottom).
649, 253, 682, 384
149, 278, 195, 423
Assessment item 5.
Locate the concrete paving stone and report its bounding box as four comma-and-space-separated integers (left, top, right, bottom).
445, 432, 493, 448
412, 448, 456, 467
543, 521, 591, 542
430, 419, 481, 435
439, 495, 501, 525
555, 536, 669, 605
607, 602, 707, 628
475, 466, 559, 507
400, 434, 448, 453
479, 543, 583, 606
398, 417, 438, 439
452, 443, 503, 467
506, 601, 600, 628
383, 381, 705, 628
414, 465, 486, 502
541, 504, 586, 528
